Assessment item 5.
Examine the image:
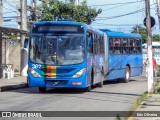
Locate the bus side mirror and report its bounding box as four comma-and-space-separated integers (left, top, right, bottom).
24, 38, 28, 48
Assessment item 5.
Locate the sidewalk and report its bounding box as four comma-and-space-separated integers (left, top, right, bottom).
0, 73, 28, 92
132, 94, 160, 120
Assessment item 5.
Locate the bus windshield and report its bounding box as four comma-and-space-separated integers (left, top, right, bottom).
30, 35, 85, 65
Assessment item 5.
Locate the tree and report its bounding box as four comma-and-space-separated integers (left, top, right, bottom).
152, 34, 160, 41
131, 25, 160, 43
35, 0, 102, 24
131, 25, 147, 44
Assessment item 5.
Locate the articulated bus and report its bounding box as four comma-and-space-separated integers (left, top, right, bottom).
27, 20, 143, 92
101, 29, 143, 82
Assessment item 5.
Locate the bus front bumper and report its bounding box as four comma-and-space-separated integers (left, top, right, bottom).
28, 73, 88, 88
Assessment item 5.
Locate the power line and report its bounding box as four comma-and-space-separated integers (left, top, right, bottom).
3, 11, 18, 14
92, 22, 144, 26
3, 16, 18, 18
102, 4, 133, 12
95, 5, 155, 20
89, 0, 145, 7
102, 0, 144, 12
3, 6, 16, 11
96, 9, 145, 20
3, 0, 17, 9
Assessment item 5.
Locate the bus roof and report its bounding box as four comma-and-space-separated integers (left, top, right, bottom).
34, 20, 85, 25
100, 29, 141, 38
33, 20, 90, 29
32, 20, 104, 35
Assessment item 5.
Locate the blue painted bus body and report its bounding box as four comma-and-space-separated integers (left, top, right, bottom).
28, 20, 104, 89
101, 30, 143, 81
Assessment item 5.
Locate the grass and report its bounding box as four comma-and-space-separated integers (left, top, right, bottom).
126, 91, 150, 120
125, 80, 160, 120
154, 80, 160, 94
115, 91, 150, 120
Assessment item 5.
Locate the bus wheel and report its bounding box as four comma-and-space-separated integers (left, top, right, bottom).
85, 71, 93, 92
123, 66, 130, 83
85, 85, 91, 92
27, 77, 29, 87
39, 87, 46, 93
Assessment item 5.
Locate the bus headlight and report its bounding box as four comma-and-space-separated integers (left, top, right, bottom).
72, 68, 86, 78
28, 68, 41, 78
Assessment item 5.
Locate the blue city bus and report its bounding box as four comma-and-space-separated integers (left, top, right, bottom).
27, 20, 106, 92
101, 29, 143, 83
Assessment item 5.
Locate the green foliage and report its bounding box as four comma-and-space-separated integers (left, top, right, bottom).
14, 68, 19, 72
131, 25, 147, 44
3, 33, 18, 41
157, 71, 160, 77
154, 80, 160, 93
131, 25, 160, 44
35, 0, 102, 24
153, 34, 160, 41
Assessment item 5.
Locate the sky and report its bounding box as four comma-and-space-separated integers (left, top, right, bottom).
2, 0, 160, 34
86, 0, 160, 34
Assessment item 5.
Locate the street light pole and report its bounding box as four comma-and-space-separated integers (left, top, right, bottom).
145, 0, 154, 93
0, 0, 2, 78
20, 0, 28, 76
155, 0, 160, 30
0, 0, 2, 25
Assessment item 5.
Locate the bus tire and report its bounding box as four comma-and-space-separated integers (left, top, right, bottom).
85, 85, 91, 92
85, 70, 94, 92
39, 87, 46, 93
27, 77, 29, 87
123, 66, 130, 83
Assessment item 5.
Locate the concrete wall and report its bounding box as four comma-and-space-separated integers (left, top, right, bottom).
2, 40, 21, 72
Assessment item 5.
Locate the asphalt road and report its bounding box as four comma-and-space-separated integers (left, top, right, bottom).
0, 72, 148, 120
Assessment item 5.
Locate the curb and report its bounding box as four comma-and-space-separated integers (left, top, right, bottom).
0, 83, 28, 92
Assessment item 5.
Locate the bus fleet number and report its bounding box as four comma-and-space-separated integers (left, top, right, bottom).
32, 64, 41, 69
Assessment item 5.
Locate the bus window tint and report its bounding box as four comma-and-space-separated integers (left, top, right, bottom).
30, 36, 85, 65
100, 37, 104, 54
122, 38, 129, 54
130, 39, 135, 53
135, 39, 141, 53
109, 38, 114, 54
113, 38, 121, 54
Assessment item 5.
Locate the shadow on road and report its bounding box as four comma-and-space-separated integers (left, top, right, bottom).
90, 91, 140, 97
12, 79, 140, 96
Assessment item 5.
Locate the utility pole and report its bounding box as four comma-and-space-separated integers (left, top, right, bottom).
0, 0, 2, 25
145, 0, 154, 93
75, 0, 79, 6
32, 0, 37, 11
155, 0, 160, 30
0, 0, 2, 78
31, 0, 37, 22
20, 0, 28, 76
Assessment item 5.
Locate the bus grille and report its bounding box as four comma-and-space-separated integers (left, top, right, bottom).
45, 80, 68, 86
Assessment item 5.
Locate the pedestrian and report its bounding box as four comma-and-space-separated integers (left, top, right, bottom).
152, 54, 157, 77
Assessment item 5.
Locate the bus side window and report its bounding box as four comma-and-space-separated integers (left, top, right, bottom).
113, 38, 121, 54
135, 38, 141, 53
87, 32, 93, 53
109, 38, 114, 54
122, 38, 127, 54
129, 39, 135, 54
